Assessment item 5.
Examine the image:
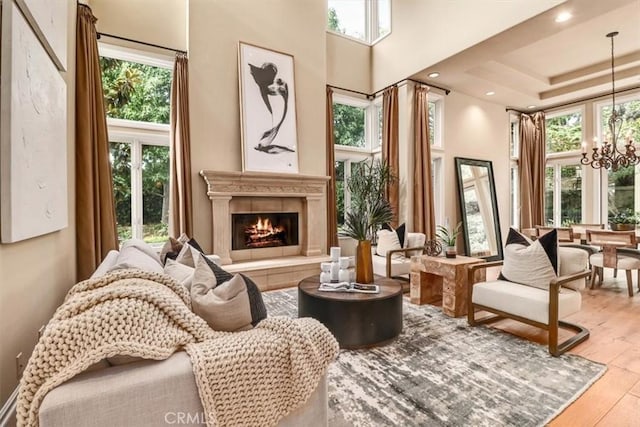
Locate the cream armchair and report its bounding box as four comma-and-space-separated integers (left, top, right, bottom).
467, 246, 590, 356
372, 232, 426, 286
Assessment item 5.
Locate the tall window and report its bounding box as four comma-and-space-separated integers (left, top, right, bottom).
429, 93, 444, 148
100, 45, 173, 244
544, 109, 584, 226
333, 95, 379, 228
509, 117, 519, 228
327, 0, 391, 44
599, 96, 640, 221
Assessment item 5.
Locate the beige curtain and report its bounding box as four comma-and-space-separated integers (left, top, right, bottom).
382, 86, 399, 228
326, 87, 339, 248
169, 53, 193, 237
519, 111, 546, 228
413, 85, 436, 238
75, 4, 118, 280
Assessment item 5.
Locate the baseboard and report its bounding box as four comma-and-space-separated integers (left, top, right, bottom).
0, 387, 18, 427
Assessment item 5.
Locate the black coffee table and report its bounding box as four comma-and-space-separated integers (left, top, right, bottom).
298, 275, 403, 349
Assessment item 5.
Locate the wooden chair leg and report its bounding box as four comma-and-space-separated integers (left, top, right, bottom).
614, 268, 618, 278
590, 265, 597, 289
627, 270, 634, 297
598, 267, 604, 286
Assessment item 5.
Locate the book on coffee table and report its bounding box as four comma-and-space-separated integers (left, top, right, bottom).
318, 282, 380, 294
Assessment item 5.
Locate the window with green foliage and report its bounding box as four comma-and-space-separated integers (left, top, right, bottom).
601, 98, 640, 221
333, 103, 366, 148
100, 46, 173, 244
333, 95, 381, 233
546, 112, 582, 153
327, 0, 391, 44
544, 109, 584, 225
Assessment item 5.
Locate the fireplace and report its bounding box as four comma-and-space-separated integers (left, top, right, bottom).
200, 170, 329, 265
232, 212, 299, 251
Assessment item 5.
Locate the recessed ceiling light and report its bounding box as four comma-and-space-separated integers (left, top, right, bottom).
485, 91, 495, 96
527, 105, 536, 109
428, 72, 440, 78
555, 12, 572, 23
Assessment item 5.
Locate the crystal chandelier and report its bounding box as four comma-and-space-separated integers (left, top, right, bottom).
580, 31, 636, 171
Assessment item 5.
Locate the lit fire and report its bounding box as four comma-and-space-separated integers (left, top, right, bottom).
245, 216, 285, 244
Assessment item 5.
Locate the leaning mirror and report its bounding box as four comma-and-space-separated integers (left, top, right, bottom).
454, 157, 503, 262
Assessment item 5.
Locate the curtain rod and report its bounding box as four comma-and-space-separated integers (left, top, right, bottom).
328, 85, 373, 99
505, 85, 640, 114
328, 78, 451, 100
97, 32, 187, 55
372, 78, 451, 97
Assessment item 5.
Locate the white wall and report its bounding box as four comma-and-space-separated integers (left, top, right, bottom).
443, 92, 510, 246
371, 0, 565, 90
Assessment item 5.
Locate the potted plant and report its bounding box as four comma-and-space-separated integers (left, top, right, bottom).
436, 222, 462, 258
342, 159, 395, 283
608, 209, 640, 231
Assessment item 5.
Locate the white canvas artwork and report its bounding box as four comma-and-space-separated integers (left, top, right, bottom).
239, 42, 299, 174
0, 0, 68, 243
15, 0, 68, 71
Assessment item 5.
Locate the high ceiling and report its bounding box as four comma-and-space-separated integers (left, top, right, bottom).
412, 0, 640, 111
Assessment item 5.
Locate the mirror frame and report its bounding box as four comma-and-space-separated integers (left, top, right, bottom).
454, 157, 503, 262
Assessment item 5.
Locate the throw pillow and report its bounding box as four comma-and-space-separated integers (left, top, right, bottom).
382, 223, 406, 248
163, 259, 195, 290
90, 250, 120, 279
190, 256, 253, 332
108, 244, 164, 275
201, 255, 267, 326
499, 228, 558, 290
376, 229, 402, 257
175, 242, 201, 268
159, 237, 184, 264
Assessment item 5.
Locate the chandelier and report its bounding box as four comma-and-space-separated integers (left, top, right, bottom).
581, 31, 636, 171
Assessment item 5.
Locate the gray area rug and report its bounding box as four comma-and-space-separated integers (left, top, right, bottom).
262, 288, 606, 427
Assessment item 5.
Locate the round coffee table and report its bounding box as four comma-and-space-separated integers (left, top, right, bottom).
298, 275, 403, 349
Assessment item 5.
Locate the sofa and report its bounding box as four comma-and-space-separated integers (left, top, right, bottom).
32, 239, 334, 427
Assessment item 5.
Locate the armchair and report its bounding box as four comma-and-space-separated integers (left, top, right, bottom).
372, 232, 426, 287
467, 246, 590, 356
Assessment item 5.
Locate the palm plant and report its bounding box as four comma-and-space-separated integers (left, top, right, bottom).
436, 222, 462, 247
342, 160, 395, 241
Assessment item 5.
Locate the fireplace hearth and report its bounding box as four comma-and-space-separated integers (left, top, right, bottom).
232, 213, 299, 251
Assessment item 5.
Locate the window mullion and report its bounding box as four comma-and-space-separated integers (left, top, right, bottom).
554, 165, 562, 226
131, 140, 143, 240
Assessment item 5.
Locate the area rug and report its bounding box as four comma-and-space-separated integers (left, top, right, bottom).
262, 289, 606, 427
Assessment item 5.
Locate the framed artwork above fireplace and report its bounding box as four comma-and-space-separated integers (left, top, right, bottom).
238, 42, 299, 174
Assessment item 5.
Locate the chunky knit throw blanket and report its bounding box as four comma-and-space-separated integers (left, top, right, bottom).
17, 269, 339, 427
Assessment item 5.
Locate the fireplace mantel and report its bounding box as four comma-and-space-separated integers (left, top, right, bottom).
200, 170, 329, 198
199, 170, 330, 265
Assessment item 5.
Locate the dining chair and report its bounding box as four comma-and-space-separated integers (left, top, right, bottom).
571, 224, 606, 244
535, 226, 575, 243
586, 230, 640, 297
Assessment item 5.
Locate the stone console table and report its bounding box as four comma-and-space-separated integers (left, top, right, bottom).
410, 255, 485, 317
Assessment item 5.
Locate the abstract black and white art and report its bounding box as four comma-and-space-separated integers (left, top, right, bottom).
238, 42, 299, 173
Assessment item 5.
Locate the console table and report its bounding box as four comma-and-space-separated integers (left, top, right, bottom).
410, 255, 485, 317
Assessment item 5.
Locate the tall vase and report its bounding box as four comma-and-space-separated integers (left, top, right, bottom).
356, 240, 374, 284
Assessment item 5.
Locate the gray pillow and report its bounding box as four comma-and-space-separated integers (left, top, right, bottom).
108, 245, 164, 275
163, 259, 195, 290
190, 256, 253, 332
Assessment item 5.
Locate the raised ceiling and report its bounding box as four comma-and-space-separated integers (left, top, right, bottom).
412, 0, 640, 111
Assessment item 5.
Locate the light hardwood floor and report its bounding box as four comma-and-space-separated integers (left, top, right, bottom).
483, 267, 640, 426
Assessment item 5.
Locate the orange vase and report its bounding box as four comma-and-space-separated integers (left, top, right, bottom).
356, 240, 374, 284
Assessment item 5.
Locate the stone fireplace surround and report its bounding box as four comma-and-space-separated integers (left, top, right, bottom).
200, 170, 331, 289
